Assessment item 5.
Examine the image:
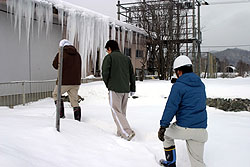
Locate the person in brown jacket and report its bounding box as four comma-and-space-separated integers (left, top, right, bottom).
52, 39, 82, 121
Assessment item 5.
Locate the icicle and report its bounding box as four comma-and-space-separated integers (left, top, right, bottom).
30, 1, 35, 39
36, 2, 45, 37
130, 31, 133, 46
85, 15, 94, 73
22, 0, 35, 45
96, 17, 109, 75
81, 15, 90, 77
138, 33, 140, 48
44, 2, 53, 37
127, 30, 133, 48
6, 0, 12, 14
127, 30, 131, 48
57, 8, 64, 33
77, 14, 92, 77
66, 10, 77, 44
6, 0, 14, 23
6, 0, 144, 78
99, 17, 109, 68
81, 16, 88, 77
87, 16, 93, 76
135, 32, 138, 50
121, 26, 126, 53
90, 17, 95, 62
117, 26, 121, 48
77, 15, 85, 77
92, 17, 100, 74
111, 22, 116, 40
14, 0, 22, 40
7, 0, 31, 41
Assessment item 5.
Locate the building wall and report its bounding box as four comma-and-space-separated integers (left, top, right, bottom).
0, 2, 147, 84
116, 30, 147, 74
0, 5, 61, 83
127, 34, 147, 77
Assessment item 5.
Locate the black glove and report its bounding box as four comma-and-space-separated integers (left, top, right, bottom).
158, 126, 167, 142
171, 78, 177, 84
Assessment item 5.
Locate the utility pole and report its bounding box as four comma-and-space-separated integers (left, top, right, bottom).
176, 2, 180, 56
197, 1, 201, 77
117, 0, 121, 20
197, 0, 209, 76
192, 0, 196, 73
186, 12, 188, 56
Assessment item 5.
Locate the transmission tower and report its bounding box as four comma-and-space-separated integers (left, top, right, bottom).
117, 0, 207, 76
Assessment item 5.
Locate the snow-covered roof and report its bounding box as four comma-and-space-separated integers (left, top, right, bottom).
225, 66, 236, 71
53, 0, 146, 34
41, 0, 146, 35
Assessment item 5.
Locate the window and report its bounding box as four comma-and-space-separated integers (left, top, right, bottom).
136, 50, 143, 58
124, 48, 131, 57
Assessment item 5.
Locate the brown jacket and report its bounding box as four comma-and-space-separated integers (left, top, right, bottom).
53, 45, 82, 85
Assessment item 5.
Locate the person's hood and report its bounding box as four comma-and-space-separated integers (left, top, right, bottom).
177, 72, 203, 87
63, 45, 78, 55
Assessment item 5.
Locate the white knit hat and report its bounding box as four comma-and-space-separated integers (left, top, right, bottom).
59, 39, 71, 47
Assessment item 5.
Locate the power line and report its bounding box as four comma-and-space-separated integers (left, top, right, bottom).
208, 0, 250, 5
202, 44, 250, 48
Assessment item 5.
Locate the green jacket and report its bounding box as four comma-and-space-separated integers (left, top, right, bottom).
102, 50, 136, 93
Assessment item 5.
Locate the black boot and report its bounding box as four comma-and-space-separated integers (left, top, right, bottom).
55, 100, 65, 118
162, 145, 176, 167
73, 106, 81, 121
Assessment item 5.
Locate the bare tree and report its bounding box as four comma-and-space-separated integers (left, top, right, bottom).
126, 0, 191, 80
236, 60, 250, 77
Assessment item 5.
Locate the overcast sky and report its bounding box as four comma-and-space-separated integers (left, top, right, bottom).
63, 0, 250, 51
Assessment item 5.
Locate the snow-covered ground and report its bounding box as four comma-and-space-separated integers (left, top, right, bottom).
1, 77, 250, 167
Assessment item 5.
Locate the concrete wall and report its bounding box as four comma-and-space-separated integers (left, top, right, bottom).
0, 5, 61, 83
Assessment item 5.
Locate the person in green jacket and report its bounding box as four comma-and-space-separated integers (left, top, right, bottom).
102, 40, 136, 141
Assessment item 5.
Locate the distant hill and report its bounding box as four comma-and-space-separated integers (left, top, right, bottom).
212, 48, 250, 66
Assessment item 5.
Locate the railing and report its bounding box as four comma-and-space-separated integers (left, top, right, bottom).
0, 77, 104, 108
0, 80, 56, 108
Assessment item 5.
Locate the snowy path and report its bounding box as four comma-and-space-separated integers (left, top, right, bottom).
1, 78, 250, 167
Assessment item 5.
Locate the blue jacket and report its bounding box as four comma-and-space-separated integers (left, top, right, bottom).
160, 72, 207, 128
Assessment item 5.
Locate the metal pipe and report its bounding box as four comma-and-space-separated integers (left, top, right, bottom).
22, 81, 25, 105
56, 46, 64, 132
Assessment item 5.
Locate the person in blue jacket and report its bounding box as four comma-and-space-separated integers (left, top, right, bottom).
158, 55, 208, 167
